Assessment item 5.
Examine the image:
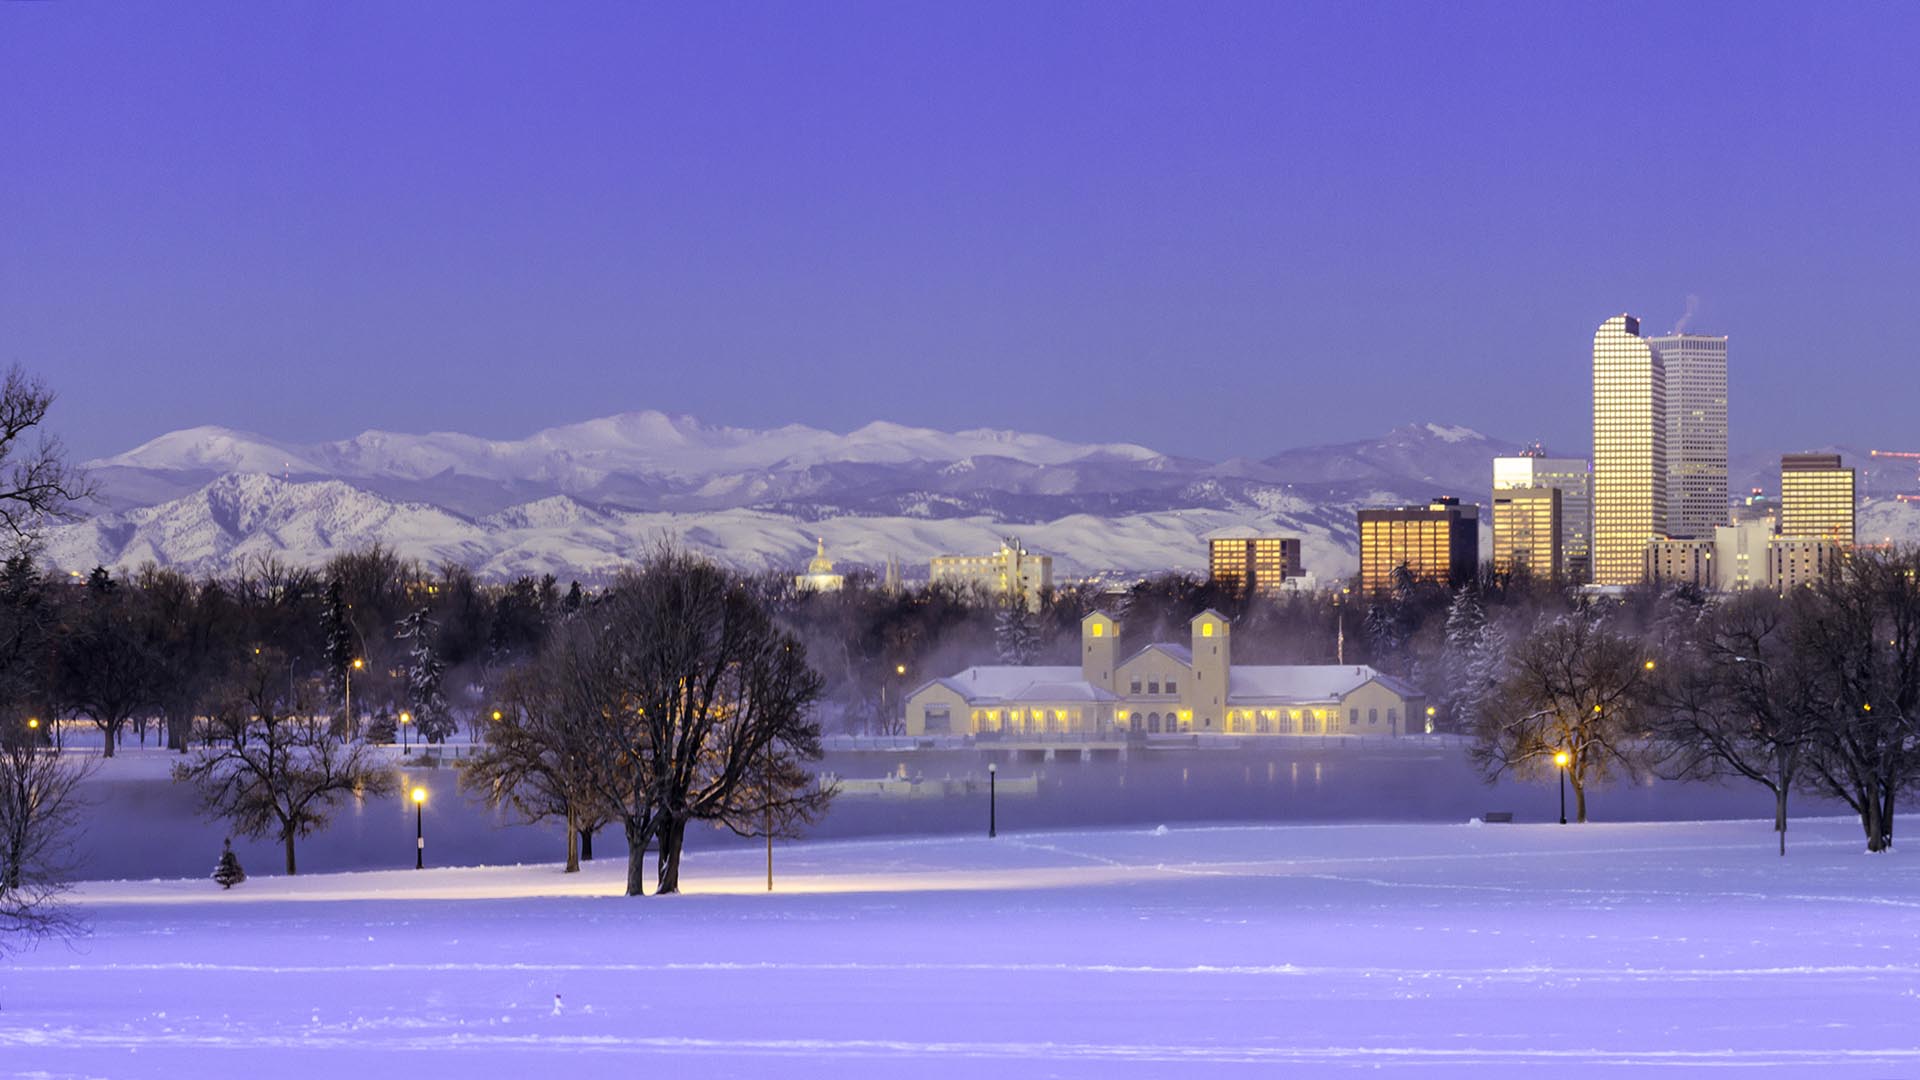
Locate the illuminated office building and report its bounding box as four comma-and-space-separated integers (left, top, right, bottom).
1779, 453, 1855, 548
1493, 455, 1590, 581
1208, 536, 1304, 597
1491, 486, 1562, 582
1645, 332, 1729, 539
1357, 498, 1480, 594
1592, 315, 1668, 585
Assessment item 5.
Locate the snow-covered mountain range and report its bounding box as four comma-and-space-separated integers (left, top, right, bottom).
48, 412, 1920, 583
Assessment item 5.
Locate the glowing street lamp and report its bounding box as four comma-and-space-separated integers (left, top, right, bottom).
1553, 750, 1571, 825
345, 657, 365, 734
1425, 705, 1436, 734
399, 710, 413, 753
412, 786, 428, 869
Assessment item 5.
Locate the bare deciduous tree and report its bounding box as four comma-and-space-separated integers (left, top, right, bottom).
1471, 612, 1657, 823
0, 366, 93, 548
1793, 549, 1920, 852
1646, 590, 1821, 855
173, 648, 396, 874
0, 716, 90, 953
463, 651, 611, 873
601, 552, 829, 895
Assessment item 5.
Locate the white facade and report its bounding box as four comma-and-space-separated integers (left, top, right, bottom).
1646, 332, 1729, 540
1712, 520, 1774, 592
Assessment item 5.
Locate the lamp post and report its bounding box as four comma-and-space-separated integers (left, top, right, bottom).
1424, 705, 1436, 735
412, 786, 428, 868
345, 657, 364, 734
399, 711, 412, 753
988, 762, 997, 838
1553, 750, 1570, 825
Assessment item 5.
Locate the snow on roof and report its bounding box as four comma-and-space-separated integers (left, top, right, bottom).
1008, 681, 1120, 703
1124, 642, 1192, 666
918, 665, 1084, 703
1227, 664, 1415, 704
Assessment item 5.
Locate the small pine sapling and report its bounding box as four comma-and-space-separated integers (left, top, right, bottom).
212, 838, 247, 889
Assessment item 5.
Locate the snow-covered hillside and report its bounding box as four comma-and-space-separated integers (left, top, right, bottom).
55, 415, 1539, 581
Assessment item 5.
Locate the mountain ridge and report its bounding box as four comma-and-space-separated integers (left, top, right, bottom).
56, 412, 1920, 583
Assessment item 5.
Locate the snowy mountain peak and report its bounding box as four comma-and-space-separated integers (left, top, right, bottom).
1421, 422, 1486, 444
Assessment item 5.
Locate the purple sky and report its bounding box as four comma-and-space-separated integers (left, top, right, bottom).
4, 3, 1917, 464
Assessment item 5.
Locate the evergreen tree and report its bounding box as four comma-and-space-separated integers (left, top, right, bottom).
994, 604, 1040, 665
321, 578, 354, 692
212, 838, 246, 889
396, 608, 454, 743
563, 580, 584, 615
1440, 585, 1504, 733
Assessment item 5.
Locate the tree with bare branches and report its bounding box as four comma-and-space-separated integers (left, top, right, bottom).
463, 647, 612, 873
0, 366, 92, 549
599, 552, 830, 894
172, 647, 396, 874
1791, 548, 1920, 852
0, 715, 89, 953
1471, 612, 1657, 823
1646, 589, 1823, 854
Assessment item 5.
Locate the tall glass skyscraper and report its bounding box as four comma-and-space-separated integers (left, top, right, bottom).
1645, 332, 1729, 540
1592, 315, 1667, 586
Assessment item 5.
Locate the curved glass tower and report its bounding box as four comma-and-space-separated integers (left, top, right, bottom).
1592, 315, 1667, 586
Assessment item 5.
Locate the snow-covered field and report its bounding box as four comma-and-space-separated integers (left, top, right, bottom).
6, 817, 1919, 1078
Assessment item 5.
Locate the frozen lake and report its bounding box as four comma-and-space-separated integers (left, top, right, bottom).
5, 817, 1917, 1077
61, 741, 1850, 881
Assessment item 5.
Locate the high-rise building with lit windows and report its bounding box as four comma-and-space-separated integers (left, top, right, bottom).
1592, 315, 1667, 585
1645, 332, 1728, 539
1493, 454, 1590, 582
1357, 498, 1479, 594
1208, 536, 1303, 597
1779, 453, 1855, 547
1491, 486, 1562, 582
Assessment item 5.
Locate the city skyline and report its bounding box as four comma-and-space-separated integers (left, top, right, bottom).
6, 5, 1919, 465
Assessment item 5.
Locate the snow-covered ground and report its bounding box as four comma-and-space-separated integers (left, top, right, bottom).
6, 817, 1919, 1077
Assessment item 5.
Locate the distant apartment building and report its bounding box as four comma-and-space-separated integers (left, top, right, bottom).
1769, 537, 1841, 591
1779, 453, 1856, 548
1645, 537, 1714, 589
1645, 332, 1729, 540
1357, 498, 1480, 594
1208, 535, 1303, 598
1593, 315, 1668, 585
930, 538, 1052, 610
1491, 486, 1562, 582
